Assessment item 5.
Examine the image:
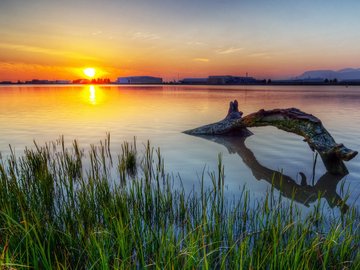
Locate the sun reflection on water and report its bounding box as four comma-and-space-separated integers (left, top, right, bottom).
89, 85, 96, 104
81, 85, 107, 106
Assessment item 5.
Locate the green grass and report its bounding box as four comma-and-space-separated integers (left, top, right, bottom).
0, 136, 359, 269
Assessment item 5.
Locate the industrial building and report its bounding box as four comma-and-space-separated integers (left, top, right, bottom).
117, 76, 163, 84
181, 75, 257, 85
207, 75, 257, 85
180, 78, 208, 84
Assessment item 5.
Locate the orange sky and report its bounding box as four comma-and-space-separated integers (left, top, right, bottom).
1, 0, 359, 81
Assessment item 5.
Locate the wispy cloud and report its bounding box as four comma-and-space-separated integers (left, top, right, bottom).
0, 42, 97, 61
0, 61, 79, 79
217, 47, 243, 54
132, 32, 160, 41
193, 58, 210, 62
91, 30, 103, 36
247, 52, 272, 59
187, 41, 206, 46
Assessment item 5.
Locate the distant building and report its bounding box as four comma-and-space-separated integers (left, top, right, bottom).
55, 80, 71, 84
25, 79, 50, 84
23, 79, 71, 84
117, 76, 163, 84
208, 75, 257, 85
181, 78, 208, 84
180, 75, 257, 85
207, 76, 231, 85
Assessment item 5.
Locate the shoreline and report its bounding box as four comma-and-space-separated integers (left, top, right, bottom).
1, 82, 360, 86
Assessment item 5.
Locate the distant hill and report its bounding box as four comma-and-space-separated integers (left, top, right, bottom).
296, 68, 360, 81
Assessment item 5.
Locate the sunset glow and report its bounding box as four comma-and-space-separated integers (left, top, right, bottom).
83, 68, 96, 78
0, 1, 360, 81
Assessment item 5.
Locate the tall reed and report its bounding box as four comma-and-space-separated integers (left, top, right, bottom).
0, 137, 358, 269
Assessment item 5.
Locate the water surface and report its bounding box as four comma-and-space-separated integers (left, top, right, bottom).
1, 85, 359, 213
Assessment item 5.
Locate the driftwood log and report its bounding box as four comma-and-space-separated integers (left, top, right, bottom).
184, 100, 358, 174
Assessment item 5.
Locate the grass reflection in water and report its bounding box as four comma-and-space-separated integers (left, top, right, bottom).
0, 136, 359, 269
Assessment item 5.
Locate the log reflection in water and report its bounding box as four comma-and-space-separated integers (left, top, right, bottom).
200, 134, 349, 213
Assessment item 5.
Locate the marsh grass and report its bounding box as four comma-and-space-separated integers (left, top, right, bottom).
0, 137, 359, 269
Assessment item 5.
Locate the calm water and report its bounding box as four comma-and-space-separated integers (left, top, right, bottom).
1, 85, 359, 214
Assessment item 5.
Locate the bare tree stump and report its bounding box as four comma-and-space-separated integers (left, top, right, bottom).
183, 100, 251, 136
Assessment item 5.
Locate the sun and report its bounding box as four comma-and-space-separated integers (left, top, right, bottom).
83, 68, 96, 78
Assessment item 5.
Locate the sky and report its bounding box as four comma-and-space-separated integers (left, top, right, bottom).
0, 0, 359, 81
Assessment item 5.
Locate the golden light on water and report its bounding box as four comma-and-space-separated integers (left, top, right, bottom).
83, 85, 106, 105
83, 68, 96, 78
89, 85, 96, 104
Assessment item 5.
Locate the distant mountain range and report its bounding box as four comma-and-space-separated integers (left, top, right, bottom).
295, 68, 360, 81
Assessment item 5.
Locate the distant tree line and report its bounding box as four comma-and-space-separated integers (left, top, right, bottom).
324, 78, 338, 84
259, 79, 272, 84
72, 78, 111, 84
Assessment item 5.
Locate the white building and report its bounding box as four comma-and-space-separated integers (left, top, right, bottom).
117, 76, 163, 84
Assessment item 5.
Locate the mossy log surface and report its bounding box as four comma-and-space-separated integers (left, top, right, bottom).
184, 100, 358, 174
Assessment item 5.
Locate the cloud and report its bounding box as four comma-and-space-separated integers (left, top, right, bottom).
187, 41, 206, 46
0, 42, 97, 61
0, 61, 79, 80
91, 30, 103, 36
132, 32, 160, 41
193, 58, 210, 62
217, 47, 243, 54
247, 52, 272, 59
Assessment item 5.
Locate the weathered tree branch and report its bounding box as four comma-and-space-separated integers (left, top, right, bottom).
184, 100, 358, 174
183, 100, 250, 136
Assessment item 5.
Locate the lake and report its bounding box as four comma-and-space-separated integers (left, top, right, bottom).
1, 84, 359, 214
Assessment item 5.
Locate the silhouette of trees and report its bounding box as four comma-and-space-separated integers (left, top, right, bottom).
324, 78, 338, 84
